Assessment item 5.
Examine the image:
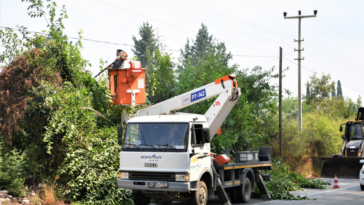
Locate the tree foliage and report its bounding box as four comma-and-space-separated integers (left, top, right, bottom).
178, 24, 232, 71
337, 80, 343, 97
304, 72, 335, 104
0, 1, 128, 203
145, 49, 176, 104
132, 22, 158, 67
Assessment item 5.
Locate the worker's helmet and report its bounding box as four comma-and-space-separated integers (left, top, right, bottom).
117, 49, 123, 52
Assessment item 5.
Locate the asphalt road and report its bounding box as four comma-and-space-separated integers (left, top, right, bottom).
151, 178, 364, 205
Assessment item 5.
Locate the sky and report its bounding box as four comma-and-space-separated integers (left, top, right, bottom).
1, 0, 363, 102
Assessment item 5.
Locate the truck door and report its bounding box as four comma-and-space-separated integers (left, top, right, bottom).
190, 124, 211, 182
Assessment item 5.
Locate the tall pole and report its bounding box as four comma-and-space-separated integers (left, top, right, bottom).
298, 18, 302, 130
279, 47, 283, 163
284, 10, 317, 131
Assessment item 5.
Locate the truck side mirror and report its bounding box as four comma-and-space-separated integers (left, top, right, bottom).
340, 126, 343, 132
341, 135, 346, 140
118, 123, 124, 146
204, 128, 210, 143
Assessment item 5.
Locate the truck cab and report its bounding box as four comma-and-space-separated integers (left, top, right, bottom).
117, 114, 214, 202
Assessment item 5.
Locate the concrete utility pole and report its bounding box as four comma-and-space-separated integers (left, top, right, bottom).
284, 10, 317, 131
279, 47, 283, 163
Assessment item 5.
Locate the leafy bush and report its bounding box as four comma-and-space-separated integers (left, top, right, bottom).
0, 143, 26, 197
59, 128, 132, 204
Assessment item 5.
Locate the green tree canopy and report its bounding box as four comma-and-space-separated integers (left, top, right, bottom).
145, 49, 175, 104
132, 22, 158, 67
337, 80, 343, 97
178, 24, 232, 71
304, 72, 335, 104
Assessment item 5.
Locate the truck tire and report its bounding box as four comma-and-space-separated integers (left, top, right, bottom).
133, 191, 151, 205
190, 181, 208, 205
228, 187, 239, 203
238, 178, 251, 203
361, 184, 364, 191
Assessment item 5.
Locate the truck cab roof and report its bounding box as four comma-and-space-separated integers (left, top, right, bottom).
127, 114, 207, 123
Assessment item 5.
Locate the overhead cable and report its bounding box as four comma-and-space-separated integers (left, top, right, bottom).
92, 0, 277, 53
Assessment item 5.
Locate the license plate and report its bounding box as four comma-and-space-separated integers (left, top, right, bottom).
148, 182, 168, 188
145, 163, 158, 168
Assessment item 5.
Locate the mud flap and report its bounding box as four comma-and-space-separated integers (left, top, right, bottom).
254, 169, 271, 201
211, 165, 231, 205
321, 157, 363, 178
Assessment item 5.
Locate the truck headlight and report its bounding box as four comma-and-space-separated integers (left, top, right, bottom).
119, 172, 129, 179
175, 173, 189, 182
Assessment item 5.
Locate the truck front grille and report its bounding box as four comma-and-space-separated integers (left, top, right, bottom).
129, 172, 175, 181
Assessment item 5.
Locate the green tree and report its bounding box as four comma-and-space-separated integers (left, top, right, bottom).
178, 24, 232, 71
306, 81, 310, 100
132, 22, 158, 67
145, 49, 175, 104
305, 72, 335, 103
337, 80, 343, 97
0, 1, 129, 203
331, 84, 336, 98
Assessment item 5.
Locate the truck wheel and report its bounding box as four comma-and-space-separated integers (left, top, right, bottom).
361, 184, 364, 191
190, 181, 208, 205
238, 178, 251, 203
228, 187, 239, 203
133, 191, 151, 205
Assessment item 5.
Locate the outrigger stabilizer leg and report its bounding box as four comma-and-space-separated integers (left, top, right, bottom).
211, 164, 231, 205
254, 169, 271, 201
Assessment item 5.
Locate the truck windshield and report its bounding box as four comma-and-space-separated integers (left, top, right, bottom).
348, 124, 363, 140
123, 123, 189, 151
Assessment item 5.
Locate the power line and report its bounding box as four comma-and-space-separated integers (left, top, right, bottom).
304, 41, 364, 71
284, 58, 364, 96
170, 0, 293, 39
133, 0, 293, 48
233, 55, 278, 58
92, 0, 277, 53
0, 26, 180, 52
258, 51, 295, 66
0, 26, 286, 58
293, 0, 364, 39
254, 0, 363, 68
302, 21, 364, 52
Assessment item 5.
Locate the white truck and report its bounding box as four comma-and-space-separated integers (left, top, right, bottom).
117, 75, 272, 205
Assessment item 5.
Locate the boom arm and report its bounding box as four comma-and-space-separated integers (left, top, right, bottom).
129, 75, 241, 141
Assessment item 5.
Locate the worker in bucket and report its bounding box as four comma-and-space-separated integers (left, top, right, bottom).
113, 49, 128, 68
93, 49, 128, 78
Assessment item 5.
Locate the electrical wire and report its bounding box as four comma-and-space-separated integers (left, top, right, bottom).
170, 0, 293, 38
304, 41, 364, 71
0, 26, 280, 57
92, 0, 277, 53
293, 0, 364, 40
136, 0, 293, 48
0, 26, 180, 52
252, 0, 363, 68
284, 58, 364, 96
233, 55, 278, 58
139, 0, 364, 71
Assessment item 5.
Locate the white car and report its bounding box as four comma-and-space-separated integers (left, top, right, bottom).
360, 160, 364, 190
